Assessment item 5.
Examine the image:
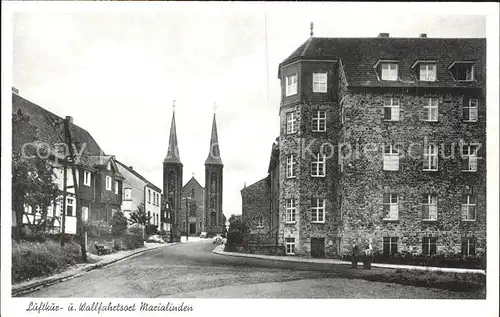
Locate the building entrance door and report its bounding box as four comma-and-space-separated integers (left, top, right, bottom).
311, 238, 325, 258
189, 223, 196, 235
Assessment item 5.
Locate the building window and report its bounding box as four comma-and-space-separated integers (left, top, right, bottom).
311, 199, 325, 223
423, 98, 439, 122
462, 237, 476, 256
148, 189, 151, 203
383, 145, 399, 171
285, 199, 296, 223
423, 144, 438, 171
383, 194, 399, 220
462, 144, 478, 172
311, 153, 326, 177
83, 171, 91, 186
256, 215, 264, 228
450, 62, 474, 81
461, 194, 477, 221
285, 74, 298, 96
383, 237, 398, 255
105, 176, 112, 191
381, 63, 398, 81
124, 188, 132, 200
311, 110, 326, 132
422, 237, 437, 255
182, 221, 186, 230
383, 98, 400, 121
199, 221, 203, 229
419, 64, 437, 81
285, 237, 296, 254
114, 181, 119, 195
286, 154, 296, 178
82, 206, 89, 221
312, 72, 327, 93
66, 197, 74, 216
463, 98, 478, 122
422, 194, 438, 221
286, 112, 298, 134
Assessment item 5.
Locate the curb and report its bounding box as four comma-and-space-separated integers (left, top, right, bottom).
212, 245, 486, 275
12, 242, 178, 297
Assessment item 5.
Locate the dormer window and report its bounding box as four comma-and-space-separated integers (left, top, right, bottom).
286, 74, 298, 96
381, 62, 398, 81
419, 64, 437, 81
449, 61, 474, 81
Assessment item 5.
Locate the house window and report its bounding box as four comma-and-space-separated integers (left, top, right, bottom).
383, 237, 398, 255
286, 112, 298, 134
381, 63, 398, 81
148, 189, 151, 203
285, 237, 296, 254
286, 154, 296, 178
422, 194, 438, 220
199, 221, 203, 229
383, 98, 400, 121
312, 72, 327, 93
311, 198, 325, 223
311, 153, 326, 177
462, 237, 476, 256
256, 215, 264, 228
419, 64, 437, 81
423, 98, 439, 122
462, 144, 478, 172
285, 74, 298, 96
461, 194, 477, 221
423, 144, 438, 171
383, 145, 399, 171
124, 188, 132, 200
463, 98, 478, 122
422, 237, 437, 255
114, 181, 119, 195
383, 194, 399, 220
311, 110, 327, 132
285, 199, 296, 223
105, 176, 112, 191
450, 62, 474, 81
182, 221, 186, 230
66, 197, 74, 216
83, 171, 91, 186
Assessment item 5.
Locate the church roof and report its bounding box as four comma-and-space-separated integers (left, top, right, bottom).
164, 111, 182, 165
205, 113, 223, 166
183, 176, 204, 190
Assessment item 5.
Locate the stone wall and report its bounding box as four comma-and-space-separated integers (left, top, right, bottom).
241, 177, 271, 241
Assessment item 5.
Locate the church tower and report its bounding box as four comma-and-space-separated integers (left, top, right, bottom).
204, 113, 224, 233
163, 103, 183, 241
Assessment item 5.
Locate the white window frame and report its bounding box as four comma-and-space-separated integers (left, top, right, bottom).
419, 64, 437, 81
383, 145, 399, 171
422, 194, 438, 221
381, 63, 399, 81
105, 176, 112, 191
114, 180, 119, 195
451, 62, 474, 81
66, 197, 74, 216
461, 194, 477, 221
383, 193, 399, 220
286, 112, 298, 134
423, 144, 438, 171
285, 74, 298, 96
311, 153, 326, 177
311, 198, 325, 223
83, 171, 91, 186
256, 215, 264, 228
286, 154, 296, 178
312, 72, 327, 93
383, 237, 398, 255
423, 98, 439, 122
462, 144, 478, 172
384, 98, 400, 121
463, 98, 478, 122
285, 199, 296, 223
463, 237, 476, 256
311, 110, 327, 132
285, 237, 296, 255
124, 188, 132, 200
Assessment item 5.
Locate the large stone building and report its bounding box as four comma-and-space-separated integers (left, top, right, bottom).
180, 176, 205, 236
243, 33, 486, 258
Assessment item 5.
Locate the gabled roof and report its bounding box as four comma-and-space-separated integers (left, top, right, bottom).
164, 110, 182, 165
267, 137, 280, 173
278, 37, 486, 88
205, 113, 223, 166
115, 160, 161, 193
183, 176, 204, 190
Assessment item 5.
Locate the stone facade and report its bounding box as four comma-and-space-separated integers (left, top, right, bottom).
180, 177, 205, 235
241, 177, 271, 238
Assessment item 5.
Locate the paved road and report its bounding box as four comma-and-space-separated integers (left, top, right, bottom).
26, 240, 477, 298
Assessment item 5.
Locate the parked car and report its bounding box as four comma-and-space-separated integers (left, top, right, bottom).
146, 235, 164, 243
200, 232, 208, 238
212, 235, 224, 244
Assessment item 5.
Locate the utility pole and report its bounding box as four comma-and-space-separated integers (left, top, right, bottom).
60, 165, 67, 247
64, 118, 87, 262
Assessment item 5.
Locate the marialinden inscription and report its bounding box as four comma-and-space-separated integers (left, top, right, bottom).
26, 301, 195, 314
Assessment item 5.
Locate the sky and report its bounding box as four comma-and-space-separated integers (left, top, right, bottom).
12, 3, 486, 219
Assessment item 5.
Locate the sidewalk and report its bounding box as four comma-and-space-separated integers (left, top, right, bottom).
212, 245, 486, 275
12, 242, 176, 296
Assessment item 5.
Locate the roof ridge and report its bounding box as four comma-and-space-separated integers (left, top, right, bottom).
115, 159, 161, 192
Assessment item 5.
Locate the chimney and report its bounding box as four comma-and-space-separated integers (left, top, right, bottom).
129, 166, 133, 170
378, 33, 390, 38
65, 116, 73, 123
419, 33, 427, 38
12, 87, 19, 94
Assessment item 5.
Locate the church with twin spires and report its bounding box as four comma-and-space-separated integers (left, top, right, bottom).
163, 104, 225, 240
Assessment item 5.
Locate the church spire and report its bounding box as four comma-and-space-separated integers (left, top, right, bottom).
205, 113, 223, 165
164, 101, 181, 164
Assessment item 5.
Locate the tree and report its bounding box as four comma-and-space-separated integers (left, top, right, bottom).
128, 203, 151, 239
226, 214, 250, 250
110, 211, 128, 237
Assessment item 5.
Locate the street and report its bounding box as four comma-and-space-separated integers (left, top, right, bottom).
26, 240, 477, 298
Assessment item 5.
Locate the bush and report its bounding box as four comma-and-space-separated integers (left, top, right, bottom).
12, 239, 82, 283
145, 224, 158, 236
123, 232, 144, 250
110, 211, 128, 237
84, 220, 111, 238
